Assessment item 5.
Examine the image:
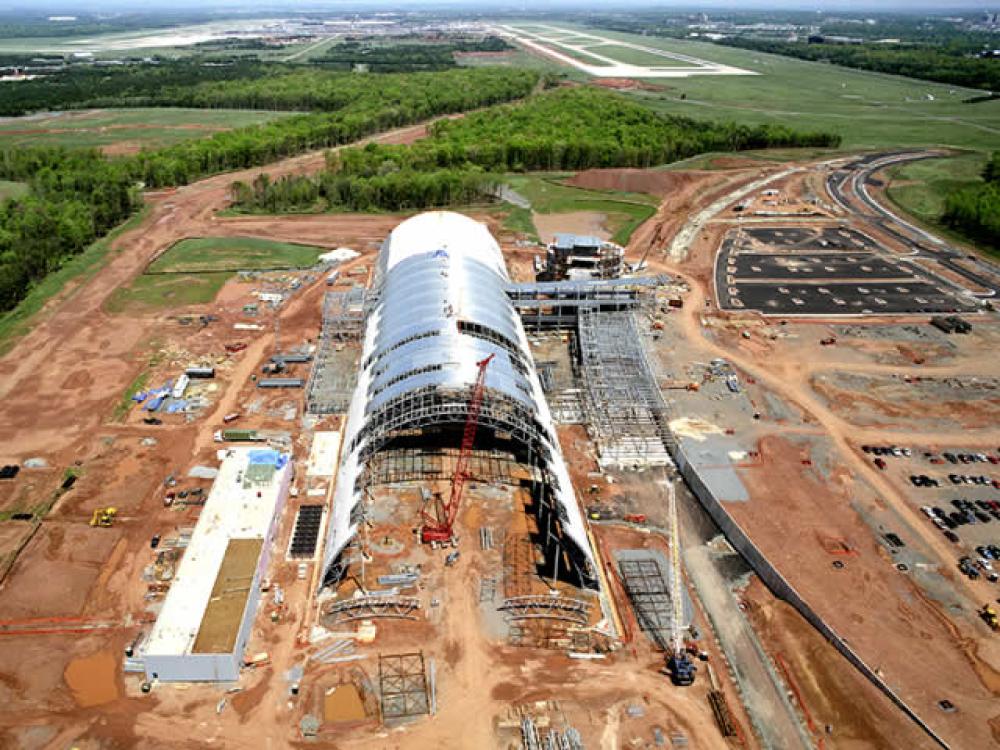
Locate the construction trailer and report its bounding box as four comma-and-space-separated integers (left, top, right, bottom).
320, 211, 600, 590
141, 448, 292, 682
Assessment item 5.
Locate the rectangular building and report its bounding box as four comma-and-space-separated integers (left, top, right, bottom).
142, 447, 292, 682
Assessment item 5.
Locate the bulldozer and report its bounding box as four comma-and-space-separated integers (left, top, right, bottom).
89, 507, 117, 528
980, 604, 999, 632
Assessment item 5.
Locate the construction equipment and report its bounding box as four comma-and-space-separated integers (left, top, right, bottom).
420, 354, 494, 545
665, 482, 696, 686
980, 604, 999, 631
89, 506, 117, 528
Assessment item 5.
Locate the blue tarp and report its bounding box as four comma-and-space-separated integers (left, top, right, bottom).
248, 449, 281, 466
131, 391, 147, 403
145, 396, 164, 412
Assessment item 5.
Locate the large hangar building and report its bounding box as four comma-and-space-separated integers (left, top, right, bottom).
320, 212, 598, 589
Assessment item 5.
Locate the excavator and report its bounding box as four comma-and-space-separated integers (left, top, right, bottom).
89, 506, 117, 528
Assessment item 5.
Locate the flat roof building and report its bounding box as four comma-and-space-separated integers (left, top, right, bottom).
142, 447, 292, 682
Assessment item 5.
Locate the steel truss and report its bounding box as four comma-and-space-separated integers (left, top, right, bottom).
326, 595, 420, 623
577, 309, 673, 468
618, 558, 672, 649
506, 275, 668, 331
499, 595, 592, 625
378, 652, 429, 719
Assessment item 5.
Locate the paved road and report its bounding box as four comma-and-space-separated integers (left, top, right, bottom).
827, 151, 1000, 298
676, 481, 812, 750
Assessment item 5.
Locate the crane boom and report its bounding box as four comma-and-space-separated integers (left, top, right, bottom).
421, 353, 494, 544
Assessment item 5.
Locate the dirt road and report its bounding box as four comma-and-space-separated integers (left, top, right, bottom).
0, 121, 429, 457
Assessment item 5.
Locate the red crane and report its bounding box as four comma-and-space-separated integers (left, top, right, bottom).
421, 353, 494, 544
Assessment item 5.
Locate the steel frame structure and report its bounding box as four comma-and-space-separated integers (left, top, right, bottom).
618, 558, 672, 649
321, 213, 600, 591
499, 595, 591, 625
305, 287, 365, 414
577, 308, 673, 468
325, 595, 420, 623
378, 652, 429, 719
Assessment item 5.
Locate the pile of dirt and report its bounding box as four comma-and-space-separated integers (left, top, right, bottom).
591, 78, 665, 92
567, 168, 699, 197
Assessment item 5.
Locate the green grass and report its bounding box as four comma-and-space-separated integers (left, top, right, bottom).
501, 205, 539, 239
113, 368, 151, 422
0, 206, 149, 355
149, 236, 329, 274
105, 271, 231, 314
0, 108, 295, 151
885, 152, 987, 223
504, 173, 658, 245
581, 44, 690, 67
0, 180, 27, 200
884, 152, 997, 258
513, 23, 1000, 153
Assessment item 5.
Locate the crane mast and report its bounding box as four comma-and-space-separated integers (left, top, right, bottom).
421, 353, 494, 544
666, 480, 696, 685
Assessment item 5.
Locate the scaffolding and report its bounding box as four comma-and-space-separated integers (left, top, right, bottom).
306, 287, 365, 414
577, 309, 672, 469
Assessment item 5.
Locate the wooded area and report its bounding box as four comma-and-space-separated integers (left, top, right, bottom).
0, 67, 539, 312
944, 152, 1000, 249
715, 37, 1000, 92
231, 86, 840, 213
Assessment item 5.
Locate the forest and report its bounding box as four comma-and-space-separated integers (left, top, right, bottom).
310, 36, 512, 71
0, 67, 539, 312
0, 148, 139, 311
230, 86, 840, 213
714, 38, 1000, 92
944, 152, 1000, 250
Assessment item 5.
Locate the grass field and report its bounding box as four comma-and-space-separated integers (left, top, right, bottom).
106, 236, 330, 314
885, 152, 995, 257
149, 236, 329, 274
105, 271, 232, 313
520, 23, 1000, 153
0, 180, 28, 201
504, 174, 658, 245
0, 108, 294, 152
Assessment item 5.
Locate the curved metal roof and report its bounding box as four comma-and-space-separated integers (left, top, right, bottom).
322, 212, 597, 586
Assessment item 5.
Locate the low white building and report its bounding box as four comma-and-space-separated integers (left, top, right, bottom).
142, 447, 292, 682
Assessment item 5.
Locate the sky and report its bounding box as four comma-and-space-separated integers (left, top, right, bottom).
1, 1, 992, 12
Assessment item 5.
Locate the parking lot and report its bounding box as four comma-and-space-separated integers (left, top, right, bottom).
861, 444, 1000, 581
717, 225, 972, 315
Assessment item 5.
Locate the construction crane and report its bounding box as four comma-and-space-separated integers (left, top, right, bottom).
421, 354, 494, 545
665, 481, 696, 686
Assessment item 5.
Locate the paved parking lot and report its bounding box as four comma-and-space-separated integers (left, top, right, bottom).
717, 226, 971, 315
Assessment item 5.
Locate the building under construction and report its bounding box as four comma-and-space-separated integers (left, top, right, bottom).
320, 212, 599, 591
537, 233, 624, 281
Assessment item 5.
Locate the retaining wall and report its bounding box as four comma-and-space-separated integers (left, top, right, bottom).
673, 444, 950, 750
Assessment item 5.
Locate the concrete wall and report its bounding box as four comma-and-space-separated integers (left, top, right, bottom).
144, 652, 239, 683
673, 445, 950, 750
